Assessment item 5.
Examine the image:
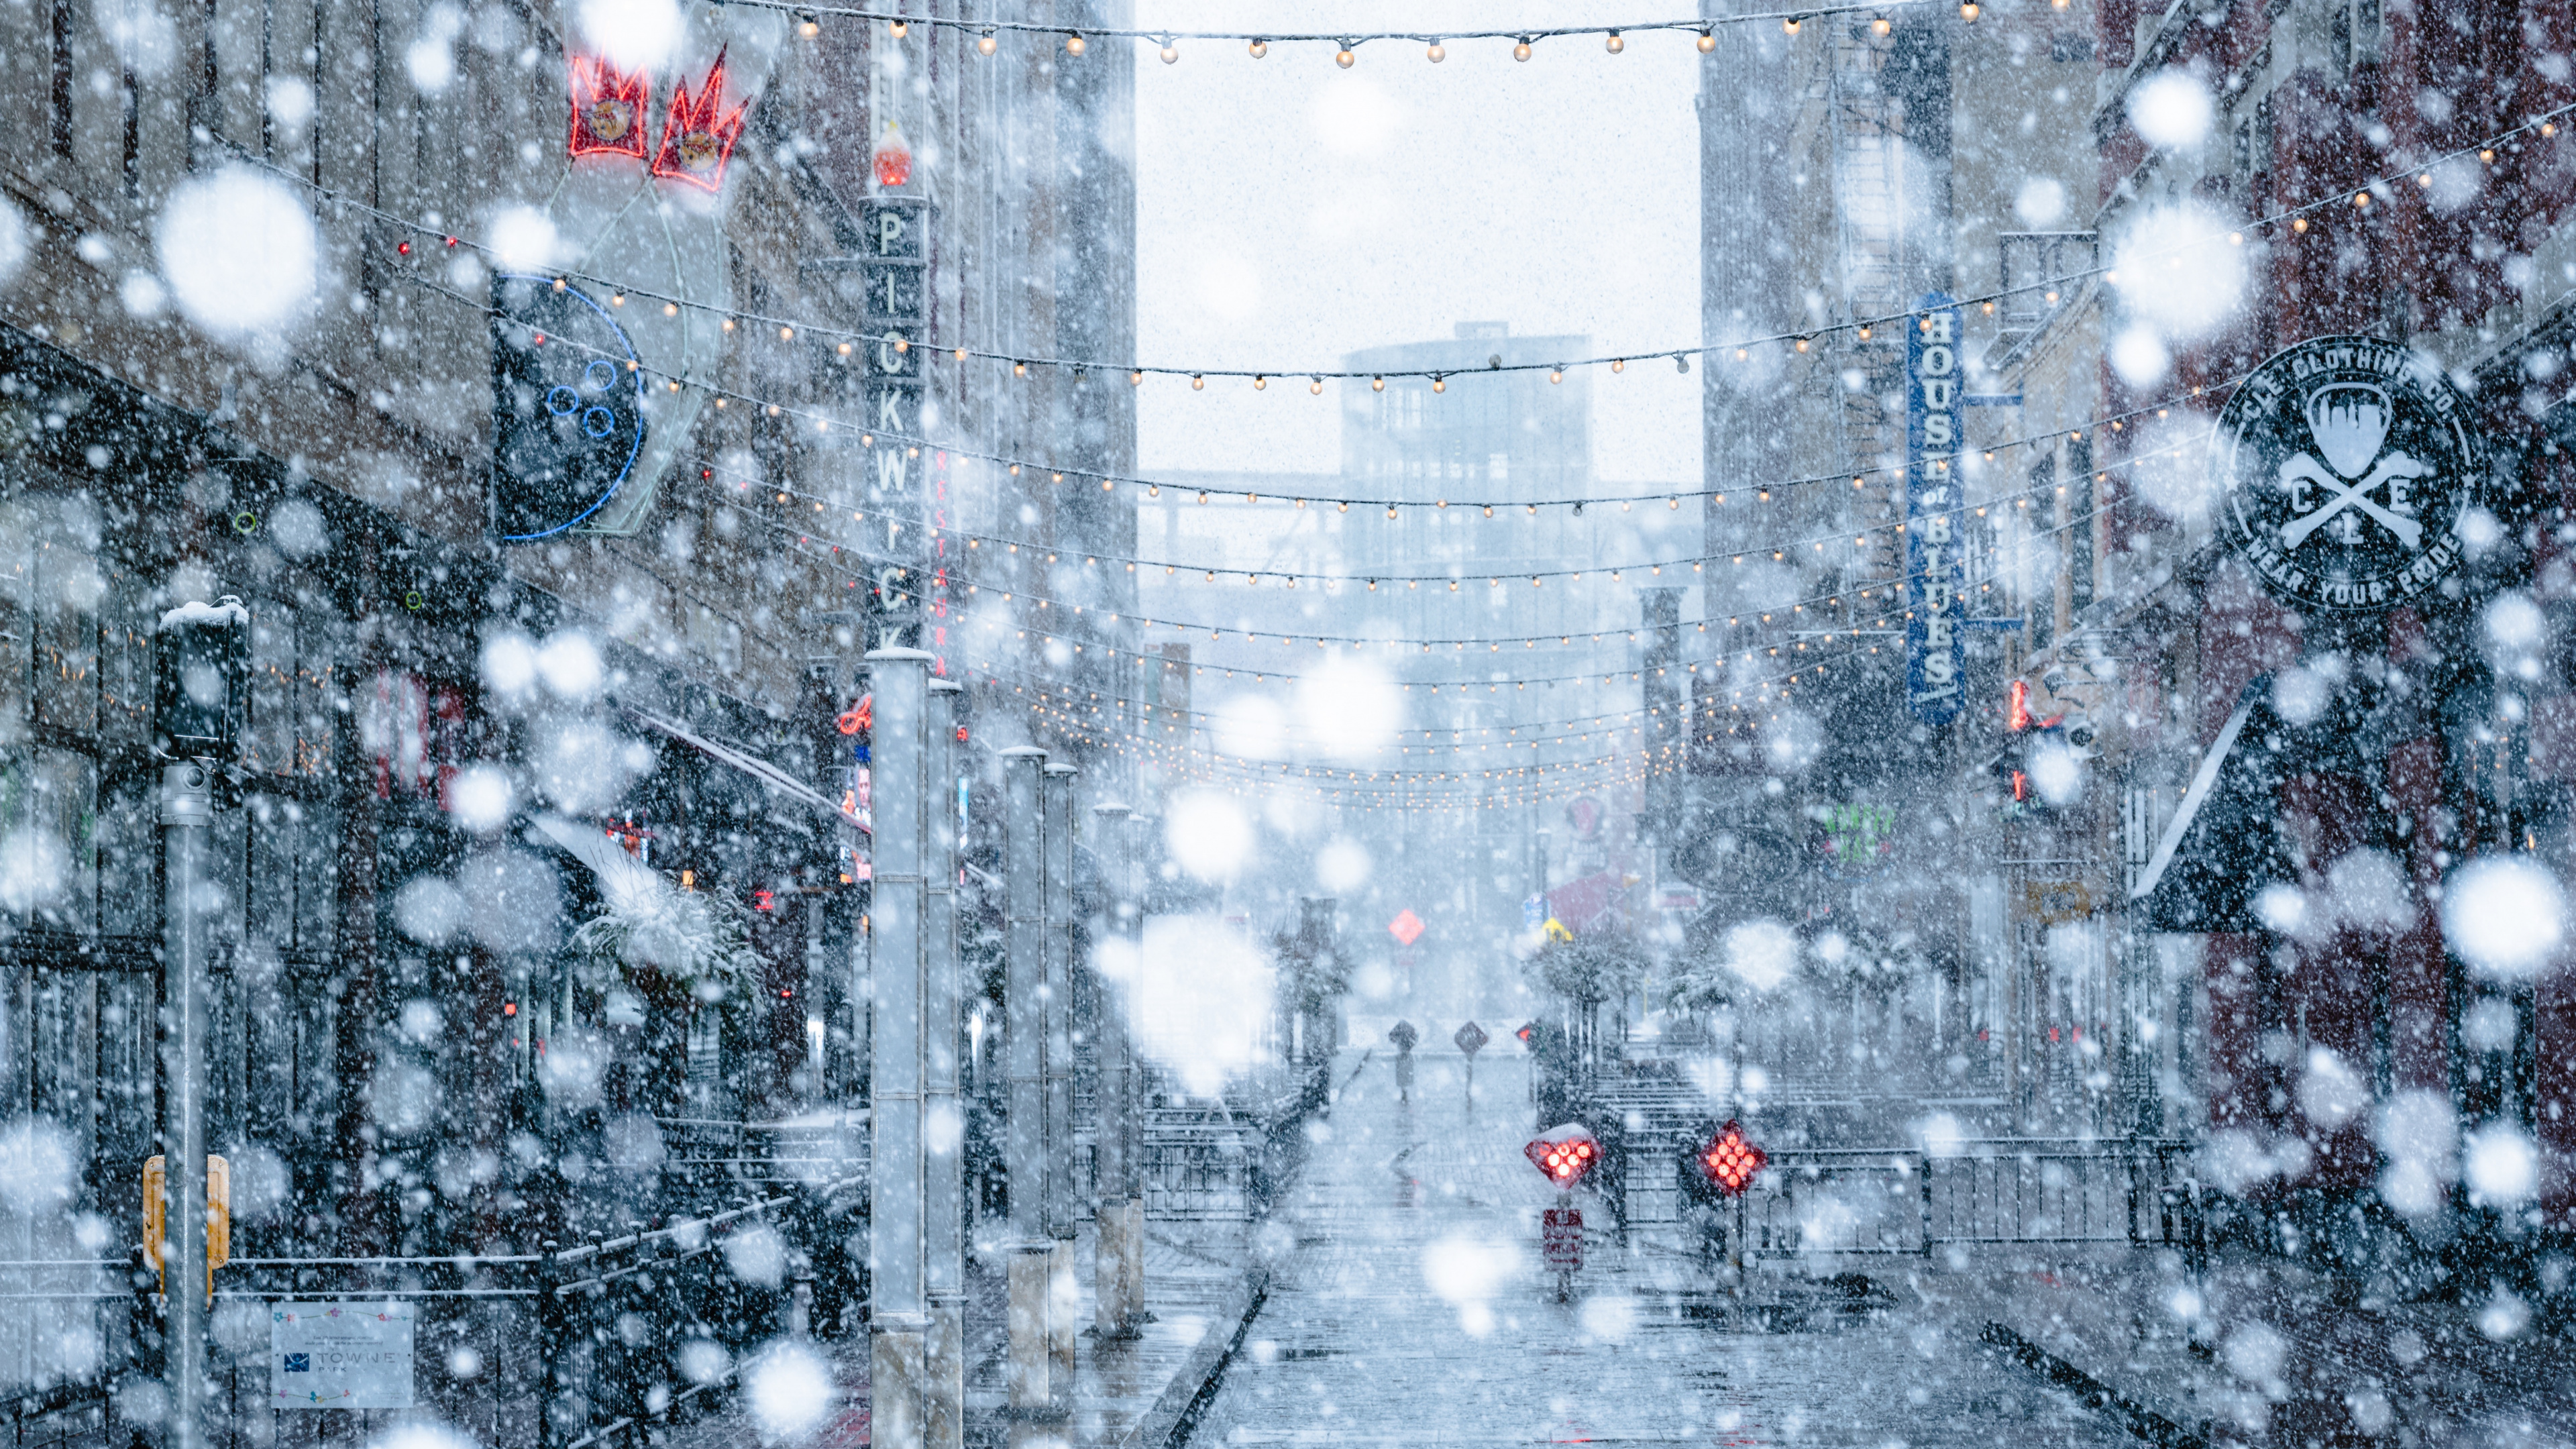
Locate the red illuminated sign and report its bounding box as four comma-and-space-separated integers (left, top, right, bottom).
651, 49, 748, 191
837, 694, 873, 737
1697, 1120, 1766, 1197
568, 57, 650, 160
1523, 1127, 1599, 1188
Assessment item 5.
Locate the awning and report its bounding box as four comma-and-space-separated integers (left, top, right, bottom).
623, 704, 869, 838
1546, 871, 1634, 935
2128, 674, 2298, 932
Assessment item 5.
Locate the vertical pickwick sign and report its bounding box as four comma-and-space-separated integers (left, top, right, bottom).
2214, 336, 2479, 611
857, 196, 932, 652
1907, 292, 1966, 722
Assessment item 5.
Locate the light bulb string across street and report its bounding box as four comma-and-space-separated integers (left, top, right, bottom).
686, 426, 2197, 599
716, 0, 1929, 58
369, 178, 2245, 524
220, 95, 2575, 488
727, 470, 2123, 666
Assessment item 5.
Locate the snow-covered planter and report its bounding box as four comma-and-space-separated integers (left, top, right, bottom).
570, 870, 763, 1000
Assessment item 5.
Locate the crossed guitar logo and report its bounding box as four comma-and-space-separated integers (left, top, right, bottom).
2215, 335, 2481, 612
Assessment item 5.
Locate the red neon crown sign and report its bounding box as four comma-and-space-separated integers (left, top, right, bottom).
568, 57, 650, 160
652, 48, 749, 191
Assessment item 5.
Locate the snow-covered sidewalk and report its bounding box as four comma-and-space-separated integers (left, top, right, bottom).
645, 1192, 1267, 1448
1945, 1251, 2576, 1448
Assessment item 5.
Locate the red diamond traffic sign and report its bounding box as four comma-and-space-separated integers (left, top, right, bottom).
1387, 908, 1424, 946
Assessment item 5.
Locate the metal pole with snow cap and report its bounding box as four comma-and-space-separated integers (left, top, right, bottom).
866, 647, 932, 1449
922, 678, 964, 1449
1039, 762, 1080, 1385
154, 596, 246, 1449
1091, 803, 1142, 1337
998, 747, 1057, 1427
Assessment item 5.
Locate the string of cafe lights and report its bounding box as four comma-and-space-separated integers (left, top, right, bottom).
728, 0, 1941, 63
381, 215, 2237, 529
681, 410, 2202, 606
296, 88, 2576, 488
1007, 643, 1870, 804
738, 496, 2112, 749
429, 257, 2144, 701
390, 249, 2204, 635
258, 109, 2494, 531
677, 435, 2165, 663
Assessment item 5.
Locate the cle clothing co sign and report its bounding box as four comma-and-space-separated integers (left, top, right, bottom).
2215, 336, 2481, 612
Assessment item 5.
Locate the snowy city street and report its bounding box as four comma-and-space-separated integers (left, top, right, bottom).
5, 0, 2576, 1446
1189, 1048, 2139, 1449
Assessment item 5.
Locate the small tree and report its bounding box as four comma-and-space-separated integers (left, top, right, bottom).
1529, 933, 1649, 1012
570, 871, 763, 1114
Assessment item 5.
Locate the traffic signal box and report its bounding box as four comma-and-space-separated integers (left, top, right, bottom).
1695, 1122, 1766, 1197
142, 1155, 230, 1299
1523, 1125, 1599, 1189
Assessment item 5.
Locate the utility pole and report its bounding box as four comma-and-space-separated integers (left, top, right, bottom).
162, 757, 213, 1449
998, 747, 1059, 1436
867, 647, 932, 1449
1039, 763, 1079, 1387
923, 678, 963, 1449
154, 596, 244, 1449
1092, 804, 1142, 1336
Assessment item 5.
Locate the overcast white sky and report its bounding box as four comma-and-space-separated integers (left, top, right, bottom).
1132, 2, 1705, 487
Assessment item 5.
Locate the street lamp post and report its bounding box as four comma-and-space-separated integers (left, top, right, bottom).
866, 647, 932, 1449
1092, 804, 1141, 1337
154, 596, 246, 1449
923, 678, 963, 1449
1039, 763, 1079, 1386
998, 747, 1057, 1430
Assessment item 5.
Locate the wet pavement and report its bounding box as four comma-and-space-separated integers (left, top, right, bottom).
1185, 1049, 2136, 1448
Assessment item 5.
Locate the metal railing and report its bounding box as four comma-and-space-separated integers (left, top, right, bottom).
1631, 1140, 2194, 1255
0, 1174, 864, 1449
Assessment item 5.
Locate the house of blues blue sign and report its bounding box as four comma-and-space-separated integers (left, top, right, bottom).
1905, 292, 1966, 722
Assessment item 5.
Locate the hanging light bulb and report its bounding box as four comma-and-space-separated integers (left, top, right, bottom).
1513, 37, 1533, 60
1337, 500, 1348, 512
977, 30, 997, 54
1427, 41, 1445, 62
1611, 359, 1625, 373
798, 12, 819, 36
1248, 38, 1267, 58
890, 19, 908, 38
1128, 370, 1144, 385
1605, 31, 1625, 52
1012, 360, 1028, 377
1309, 377, 1324, 394
1783, 16, 1802, 35
1159, 42, 1179, 64
1960, 1, 1980, 17
1334, 40, 1357, 68
1432, 376, 1446, 393
1191, 374, 1205, 390
1872, 15, 1891, 35
1697, 28, 1716, 51
1065, 33, 1085, 55
1371, 376, 1385, 391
